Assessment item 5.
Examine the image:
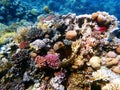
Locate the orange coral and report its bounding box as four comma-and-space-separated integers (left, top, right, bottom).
18, 41, 29, 49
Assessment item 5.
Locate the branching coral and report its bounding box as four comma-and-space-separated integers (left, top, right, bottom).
67, 72, 85, 90
26, 27, 44, 42
45, 53, 60, 69
35, 55, 46, 69
59, 39, 81, 68
12, 49, 30, 75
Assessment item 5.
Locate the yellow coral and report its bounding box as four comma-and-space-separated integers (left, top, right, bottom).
43, 6, 51, 13
37, 22, 48, 32
0, 32, 15, 44
30, 9, 39, 15
14, 27, 29, 43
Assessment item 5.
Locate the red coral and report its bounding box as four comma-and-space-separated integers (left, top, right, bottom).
94, 26, 107, 32
35, 55, 46, 68
19, 41, 29, 49
45, 54, 60, 69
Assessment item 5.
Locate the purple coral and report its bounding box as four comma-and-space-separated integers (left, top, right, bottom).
30, 39, 46, 50
45, 54, 60, 69
50, 71, 65, 90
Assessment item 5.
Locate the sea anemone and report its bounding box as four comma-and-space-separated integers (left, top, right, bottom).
45, 53, 60, 69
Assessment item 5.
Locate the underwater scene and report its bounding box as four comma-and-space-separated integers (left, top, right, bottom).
0, 0, 120, 90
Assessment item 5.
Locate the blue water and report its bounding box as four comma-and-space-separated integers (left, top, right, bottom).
0, 0, 120, 25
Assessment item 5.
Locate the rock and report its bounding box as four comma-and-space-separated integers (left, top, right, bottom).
111, 65, 120, 74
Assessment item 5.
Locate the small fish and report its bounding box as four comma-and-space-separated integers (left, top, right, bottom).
108, 28, 120, 42
112, 28, 120, 38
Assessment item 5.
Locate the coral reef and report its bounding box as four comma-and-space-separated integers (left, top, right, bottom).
0, 11, 120, 90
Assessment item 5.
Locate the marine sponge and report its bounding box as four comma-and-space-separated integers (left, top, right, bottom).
45, 53, 60, 69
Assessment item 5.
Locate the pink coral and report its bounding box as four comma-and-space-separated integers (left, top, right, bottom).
35, 55, 46, 68
45, 54, 60, 69
106, 51, 117, 58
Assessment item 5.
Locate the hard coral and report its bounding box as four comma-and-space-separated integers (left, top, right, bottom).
12, 49, 29, 62
30, 39, 46, 51
0, 32, 15, 44
12, 49, 30, 75
14, 27, 29, 43
45, 54, 60, 69
50, 71, 65, 90
35, 55, 46, 69
65, 30, 77, 40
18, 41, 29, 49
67, 72, 85, 90
26, 27, 43, 42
